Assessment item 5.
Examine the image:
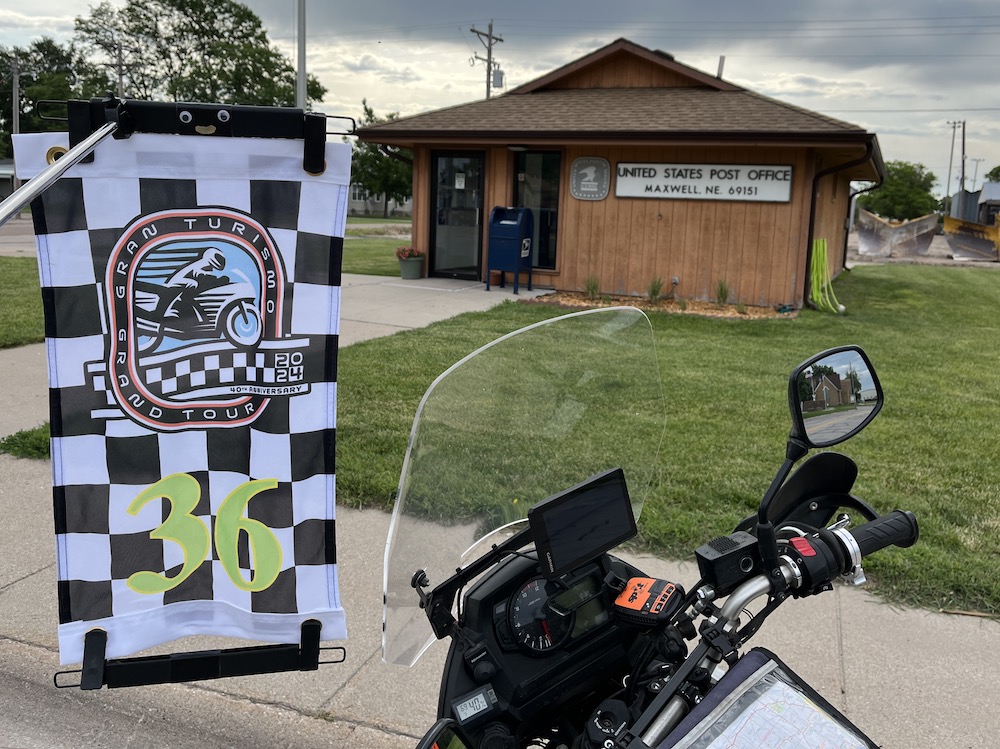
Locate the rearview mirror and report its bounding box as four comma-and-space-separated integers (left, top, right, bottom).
415, 719, 475, 749
789, 346, 883, 448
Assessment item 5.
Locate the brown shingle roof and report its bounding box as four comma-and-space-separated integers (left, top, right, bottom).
358, 87, 868, 144
357, 37, 878, 180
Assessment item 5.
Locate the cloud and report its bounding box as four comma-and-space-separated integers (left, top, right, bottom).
744, 71, 881, 100
338, 52, 422, 85
0, 9, 75, 44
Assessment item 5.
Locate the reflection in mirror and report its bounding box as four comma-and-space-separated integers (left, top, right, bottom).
795, 349, 879, 447
415, 719, 474, 749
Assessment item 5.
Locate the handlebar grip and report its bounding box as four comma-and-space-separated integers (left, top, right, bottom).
849, 510, 919, 558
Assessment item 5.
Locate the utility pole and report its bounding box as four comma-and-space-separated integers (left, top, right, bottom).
946, 120, 960, 210
102, 43, 128, 97
11, 57, 18, 138
115, 44, 125, 96
960, 121, 967, 191
12, 57, 20, 193
959, 120, 967, 218
470, 21, 503, 98
971, 158, 985, 192
296, 0, 307, 109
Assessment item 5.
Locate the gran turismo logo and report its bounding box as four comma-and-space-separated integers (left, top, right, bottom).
101, 207, 309, 431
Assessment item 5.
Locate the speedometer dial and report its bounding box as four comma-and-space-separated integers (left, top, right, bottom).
508, 577, 572, 653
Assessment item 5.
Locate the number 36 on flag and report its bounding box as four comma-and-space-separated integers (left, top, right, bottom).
127, 473, 282, 595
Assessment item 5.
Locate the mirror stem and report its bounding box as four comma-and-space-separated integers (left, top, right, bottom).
757, 519, 781, 588
756, 440, 809, 587
758, 445, 806, 525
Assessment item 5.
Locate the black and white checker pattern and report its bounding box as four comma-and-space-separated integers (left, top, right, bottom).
14, 132, 350, 665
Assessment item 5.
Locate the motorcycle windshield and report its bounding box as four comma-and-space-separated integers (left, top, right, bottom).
382, 307, 666, 666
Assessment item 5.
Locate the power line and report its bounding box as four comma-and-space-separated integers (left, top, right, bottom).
275, 12, 1000, 42
824, 108, 1000, 113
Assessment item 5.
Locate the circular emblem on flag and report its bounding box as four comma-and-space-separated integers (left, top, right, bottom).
105, 207, 299, 430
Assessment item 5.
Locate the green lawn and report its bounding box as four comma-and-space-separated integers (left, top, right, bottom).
336, 264, 1000, 616
4, 261, 1000, 614
342, 217, 411, 275
346, 216, 410, 225
0, 257, 44, 348
342, 237, 406, 276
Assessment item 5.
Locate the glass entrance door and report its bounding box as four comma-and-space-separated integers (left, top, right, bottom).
431, 153, 484, 279
514, 151, 561, 269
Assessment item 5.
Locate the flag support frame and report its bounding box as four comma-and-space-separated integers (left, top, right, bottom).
0, 95, 356, 228
53, 620, 346, 690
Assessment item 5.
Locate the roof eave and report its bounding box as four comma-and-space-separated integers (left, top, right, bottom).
357, 130, 874, 148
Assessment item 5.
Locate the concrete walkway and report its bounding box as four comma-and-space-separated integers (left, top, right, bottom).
1, 219, 998, 747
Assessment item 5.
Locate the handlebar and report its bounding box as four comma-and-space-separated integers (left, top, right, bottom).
848, 509, 919, 557
709, 511, 921, 626
781, 509, 919, 597
639, 510, 919, 746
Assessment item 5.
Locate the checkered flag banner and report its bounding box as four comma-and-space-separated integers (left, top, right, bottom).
13, 130, 349, 666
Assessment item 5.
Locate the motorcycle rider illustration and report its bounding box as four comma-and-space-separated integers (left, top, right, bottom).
163, 247, 227, 320
133, 245, 264, 352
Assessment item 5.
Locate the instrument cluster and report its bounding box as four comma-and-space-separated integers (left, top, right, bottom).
501, 571, 610, 654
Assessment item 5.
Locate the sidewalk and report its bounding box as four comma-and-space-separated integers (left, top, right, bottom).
1, 221, 999, 746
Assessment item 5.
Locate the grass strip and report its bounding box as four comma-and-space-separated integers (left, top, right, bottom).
342, 237, 406, 276
0, 257, 44, 348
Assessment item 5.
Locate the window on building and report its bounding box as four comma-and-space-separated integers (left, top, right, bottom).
514, 152, 561, 270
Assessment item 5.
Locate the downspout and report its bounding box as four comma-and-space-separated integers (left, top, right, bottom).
842, 177, 883, 272
803, 138, 882, 308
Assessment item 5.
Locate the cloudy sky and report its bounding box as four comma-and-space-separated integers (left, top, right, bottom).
2, 0, 998, 196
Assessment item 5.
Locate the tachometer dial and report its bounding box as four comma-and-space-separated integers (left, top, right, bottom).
508, 577, 572, 653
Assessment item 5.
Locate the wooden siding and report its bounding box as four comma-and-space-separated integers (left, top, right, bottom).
811, 172, 853, 282
554, 55, 704, 90
558, 145, 815, 307
411, 148, 431, 264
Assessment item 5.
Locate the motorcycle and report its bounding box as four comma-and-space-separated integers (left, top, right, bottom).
383, 306, 918, 749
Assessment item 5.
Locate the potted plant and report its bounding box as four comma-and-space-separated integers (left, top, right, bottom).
395, 246, 425, 279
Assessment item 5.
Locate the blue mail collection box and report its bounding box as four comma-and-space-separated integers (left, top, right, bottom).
486, 206, 533, 294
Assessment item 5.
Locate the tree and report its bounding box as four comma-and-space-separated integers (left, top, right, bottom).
74, 0, 326, 107
349, 100, 412, 217
796, 374, 813, 403
856, 160, 939, 220
0, 38, 113, 158
985, 165, 1000, 184
847, 370, 862, 402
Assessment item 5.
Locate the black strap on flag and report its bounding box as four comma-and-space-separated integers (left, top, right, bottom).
55, 621, 346, 690
67, 95, 354, 174
0, 95, 356, 228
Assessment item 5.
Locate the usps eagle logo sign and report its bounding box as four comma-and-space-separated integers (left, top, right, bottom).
106, 207, 305, 430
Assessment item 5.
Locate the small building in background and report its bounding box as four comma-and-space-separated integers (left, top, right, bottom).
0, 160, 15, 201
348, 182, 412, 217
357, 38, 884, 308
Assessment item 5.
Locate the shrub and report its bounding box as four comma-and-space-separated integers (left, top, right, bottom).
715, 279, 730, 305
648, 276, 664, 302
